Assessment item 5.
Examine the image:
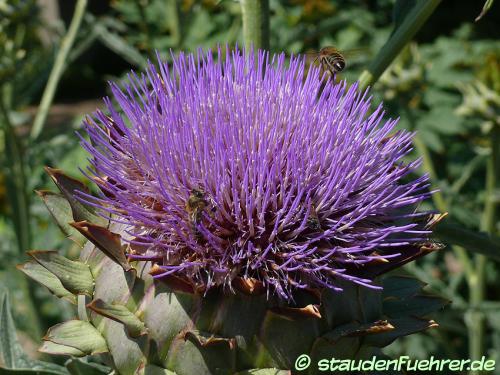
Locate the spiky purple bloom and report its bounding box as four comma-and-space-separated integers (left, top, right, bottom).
80, 48, 434, 299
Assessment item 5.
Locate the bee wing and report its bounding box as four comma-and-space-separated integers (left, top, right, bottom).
304, 51, 320, 64
341, 47, 369, 58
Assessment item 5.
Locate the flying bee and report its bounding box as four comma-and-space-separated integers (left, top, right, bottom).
309, 46, 366, 78
314, 46, 346, 75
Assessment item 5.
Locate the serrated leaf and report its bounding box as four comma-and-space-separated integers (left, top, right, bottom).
44, 167, 105, 225
36, 190, 85, 245
44, 320, 108, 355
87, 299, 146, 337
28, 251, 94, 296
39, 341, 85, 357
70, 222, 131, 271
16, 262, 76, 304
64, 358, 111, 375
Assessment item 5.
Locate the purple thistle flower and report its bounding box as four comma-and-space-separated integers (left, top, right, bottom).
79, 47, 435, 300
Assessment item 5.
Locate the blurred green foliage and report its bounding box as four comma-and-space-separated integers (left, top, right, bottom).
0, 0, 499, 373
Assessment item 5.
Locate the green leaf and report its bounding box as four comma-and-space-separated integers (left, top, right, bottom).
16, 261, 76, 304
39, 342, 85, 357
28, 251, 94, 296
44, 320, 108, 355
419, 107, 465, 136
0, 287, 69, 374
35, 190, 85, 246
44, 167, 105, 226
433, 222, 500, 261
0, 288, 25, 368
87, 299, 146, 337
64, 359, 111, 375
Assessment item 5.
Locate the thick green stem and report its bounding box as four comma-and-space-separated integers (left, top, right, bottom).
469, 125, 499, 372
358, 0, 441, 89
240, 0, 270, 51
30, 0, 88, 141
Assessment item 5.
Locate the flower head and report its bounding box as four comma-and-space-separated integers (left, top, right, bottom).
80, 48, 435, 299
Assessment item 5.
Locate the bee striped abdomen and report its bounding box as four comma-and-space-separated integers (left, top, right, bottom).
321, 53, 345, 74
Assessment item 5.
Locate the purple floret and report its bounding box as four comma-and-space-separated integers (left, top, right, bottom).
79, 47, 434, 299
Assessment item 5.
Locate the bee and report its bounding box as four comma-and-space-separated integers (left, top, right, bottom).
185, 188, 208, 225
185, 188, 218, 239
309, 46, 366, 78
314, 46, 347, 76
306, 204, 322, 231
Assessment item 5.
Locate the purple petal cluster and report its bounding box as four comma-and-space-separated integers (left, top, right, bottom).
80, 48, 433, 299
